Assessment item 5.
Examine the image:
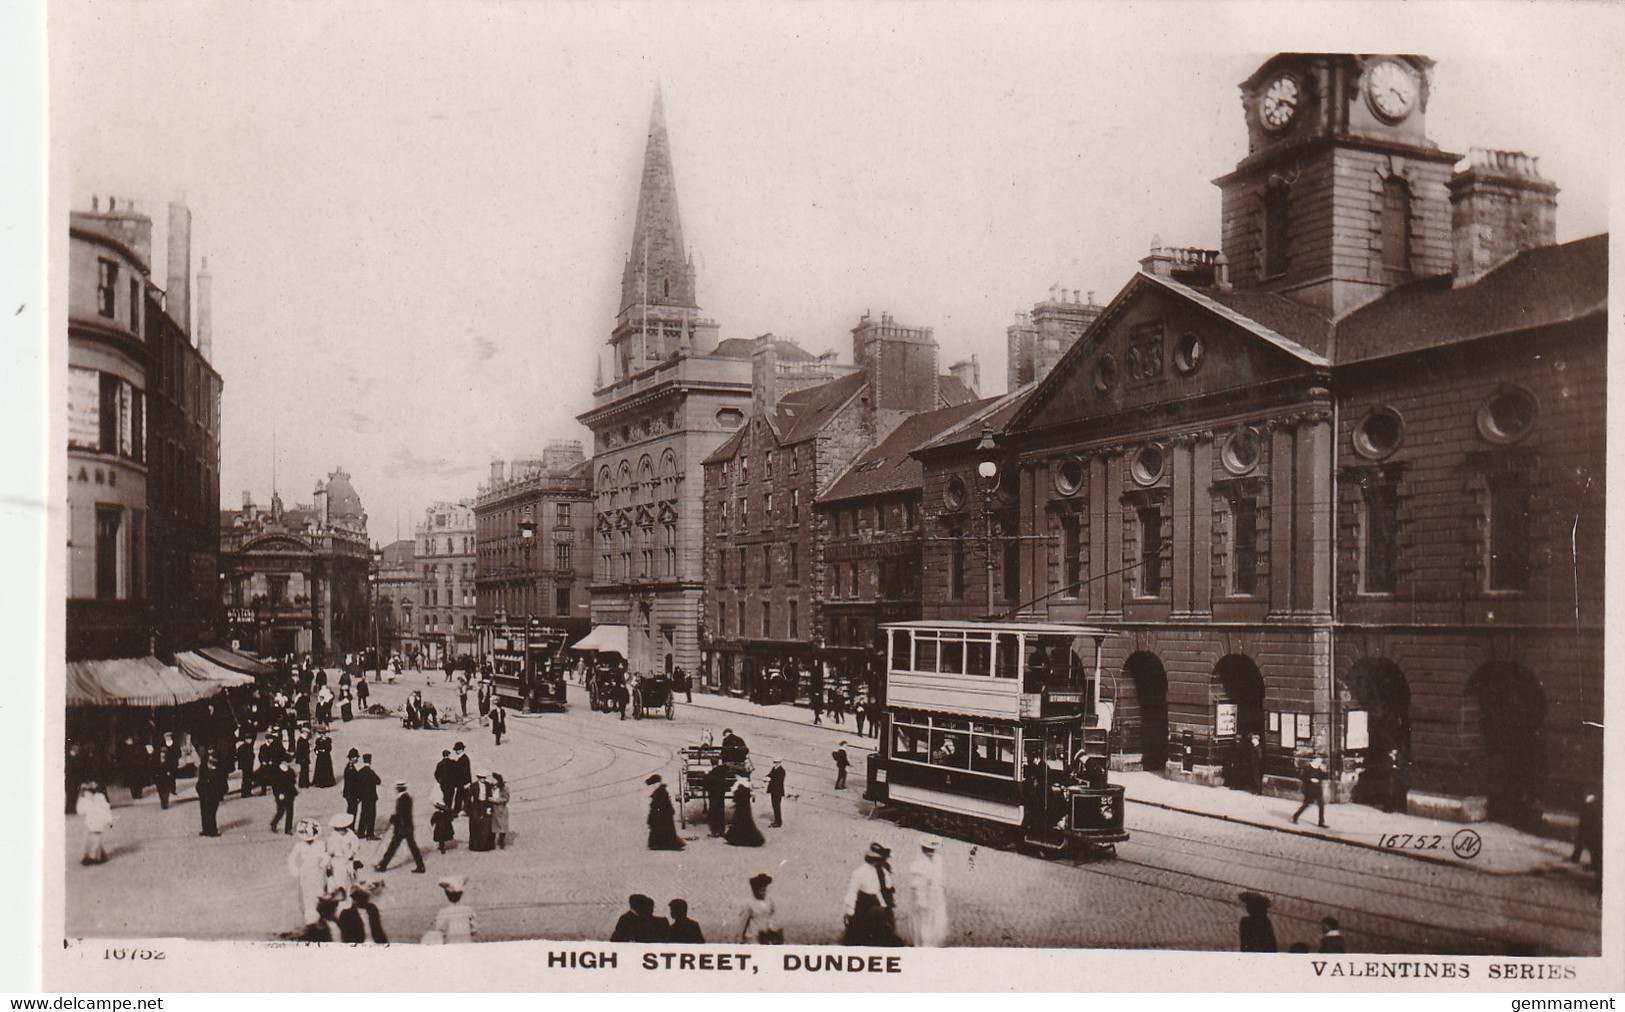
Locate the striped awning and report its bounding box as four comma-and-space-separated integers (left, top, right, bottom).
66, 656, 224, 708
195, 646, 275, 677
174, 651, 258, 689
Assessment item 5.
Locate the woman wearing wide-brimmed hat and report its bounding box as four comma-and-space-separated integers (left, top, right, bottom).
724, 776, 764, 847
645, 774, 685, 851
286, 818, 329, 926
737, 873, 782, 944
434, 875, 477, 944
1238, 890, 1278, 952
903, 836, 949, 947
75, 781, 114, 865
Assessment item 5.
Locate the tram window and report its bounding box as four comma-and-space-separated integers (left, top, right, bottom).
929, 728, 970, 769
940, 635, 964, 675
915, 635, 938, 673
995, 634, 1019, 678
891, 629, 912, 670
971, 724, 1016, 777
892, 723, 927, 762
965, 635, 992, 676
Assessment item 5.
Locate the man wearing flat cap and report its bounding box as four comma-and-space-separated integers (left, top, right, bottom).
843, 842, 901, 946
766, 758, 787, 828
376, 780, 427, 874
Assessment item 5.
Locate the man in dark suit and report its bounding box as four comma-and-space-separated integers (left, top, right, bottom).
766, 758, 787, 828
375, 780, 427, 873
294, 728, 312, 789
269, 761, 298, 835
341, 749, 361, 820
234, 735, 256, 800
1291, 755, 1329, 828
196, 755, 228, 837
355, 754, 382, 839
449, 743, 472, 814
337, 886, 388, 944
433, 749, 457, 808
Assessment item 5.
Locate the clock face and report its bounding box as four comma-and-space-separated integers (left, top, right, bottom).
1260, 74, 1301, 130
1366, 60, 1419, 121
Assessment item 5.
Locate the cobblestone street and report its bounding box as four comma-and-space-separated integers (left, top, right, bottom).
63, 676, 1602, 953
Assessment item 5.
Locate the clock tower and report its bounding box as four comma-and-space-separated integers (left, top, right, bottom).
1215, 54, 1460, 316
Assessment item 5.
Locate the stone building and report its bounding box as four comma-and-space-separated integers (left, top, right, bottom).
1006, 287, 1105, 388
815, 398, 990, 698
67, 197, 223, 662
219, 468, 371, 660
375, 538, 417, 662
473, 442, 595, 654
413, 500, 476, 665
577, 90, 757, 676
700, 313, 984, 699
917, 53, 1605, 828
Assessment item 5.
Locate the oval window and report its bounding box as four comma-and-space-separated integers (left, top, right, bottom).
1132, 444, 1166, 486
715, 408, 744, 428
1174, 332, 1206, 376
1093, 354, 1119, 396
1353, 407, 1404, 460
1477, 387, 1537, 443
945, 476, 967, 511
1222, 426, 1262, 475
1054, 457, 1085, 496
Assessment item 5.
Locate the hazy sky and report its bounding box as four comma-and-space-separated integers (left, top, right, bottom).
54, 1, 1618, 545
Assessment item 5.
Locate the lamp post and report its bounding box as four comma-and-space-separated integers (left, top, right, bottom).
369, 546, 382, 682
975, 423, 1001, 618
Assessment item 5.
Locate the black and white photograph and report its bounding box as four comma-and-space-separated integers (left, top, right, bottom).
12, 0, 1624, 994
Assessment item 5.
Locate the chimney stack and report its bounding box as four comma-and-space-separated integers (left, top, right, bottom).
196, 257, 213, 362
313, 481, 329, 526
751, 334, 781, 416
489, 458, 506, 488
949, 356, 981, 396
543, 441, 585, 473
166, 200, 192, 335
1449, 148, 1558, 287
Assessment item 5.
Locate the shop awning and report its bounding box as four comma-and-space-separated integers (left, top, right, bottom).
174, 651, 259, 689
571, 624, 628, 656
66, 656, 225, 708
195, 646, 275, 677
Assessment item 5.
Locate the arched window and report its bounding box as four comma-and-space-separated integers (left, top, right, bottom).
1381, 175, 1412, 278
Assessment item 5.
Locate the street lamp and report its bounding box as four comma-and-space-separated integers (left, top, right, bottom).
975, 422, 1000, 617
369, 546, 382, 682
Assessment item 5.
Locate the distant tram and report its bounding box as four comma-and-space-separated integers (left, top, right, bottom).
865, 621, 1128, 857
487, 620, 571, 712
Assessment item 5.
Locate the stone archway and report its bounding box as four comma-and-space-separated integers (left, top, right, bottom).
1118, 652, 1170, 770
1213, 655, 1266, 787
1345, 659, 1412, 809
1467, 662, 1547, 828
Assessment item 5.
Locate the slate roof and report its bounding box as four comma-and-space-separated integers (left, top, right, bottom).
819, 398, 992, 504
710, 336, 818, 361
1333, 234, 1607, 364
914, 382, 1042, 454
936, 374, 980, 406
702, 370, 871, 465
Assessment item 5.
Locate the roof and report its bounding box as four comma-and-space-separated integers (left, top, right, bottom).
710, 336, 817, 361
936, 374, 979, 406
775, 370, 869, 444
703, 370, 870, 465
820, 399, 992, 504
380, 539, 416, 567
1145, 273, 1331, 367
323, 468, 364, 520
1333, 234, 1607, 364
914, 382, 1042, 454
880, 619, 1112, 636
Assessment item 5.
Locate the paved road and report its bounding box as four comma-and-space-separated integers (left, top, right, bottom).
63, 676, 1601, 953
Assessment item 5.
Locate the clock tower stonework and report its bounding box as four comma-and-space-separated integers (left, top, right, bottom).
1214, 54, 1460, 316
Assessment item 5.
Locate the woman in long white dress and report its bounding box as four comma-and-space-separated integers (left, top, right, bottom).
286, 819, 329, 925
433, 876, 477, 944
323, 812, 363, 897
903, 836, 949, 947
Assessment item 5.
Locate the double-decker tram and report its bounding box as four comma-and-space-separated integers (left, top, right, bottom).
865, 621, 1128, 857
487, 619, 571, 712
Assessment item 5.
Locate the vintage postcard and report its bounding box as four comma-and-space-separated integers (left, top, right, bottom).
21, 0, 1624, 994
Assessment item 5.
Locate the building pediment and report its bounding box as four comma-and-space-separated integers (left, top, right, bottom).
1011, 272, 1331, 438
237, 533, 315, 556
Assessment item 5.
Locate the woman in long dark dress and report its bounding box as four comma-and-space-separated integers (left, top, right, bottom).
646, 775, 685, 851
724, 778, 764, 847
311, 732, 336, 788
467, 773, 495, 851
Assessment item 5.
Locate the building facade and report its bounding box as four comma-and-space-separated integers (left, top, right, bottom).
577, 91, 755, 676
220, 469, 371, 660
1006, 287, 1104, 389
375, 538, 417, 662
473, 442, 595, 654
67, 197, 222, 662
413, 501, 476, 665
918, 53, 1605, 828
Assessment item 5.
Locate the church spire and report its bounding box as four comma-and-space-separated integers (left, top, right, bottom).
620, 87, 696, 313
